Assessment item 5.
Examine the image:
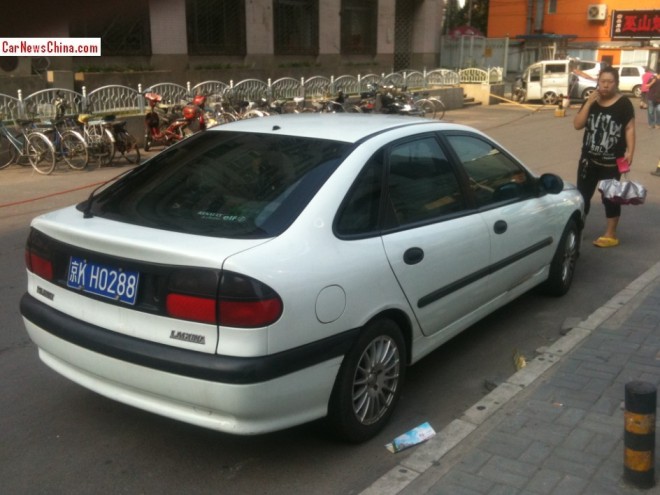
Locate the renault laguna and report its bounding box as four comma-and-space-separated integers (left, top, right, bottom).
21, 114, 584, 442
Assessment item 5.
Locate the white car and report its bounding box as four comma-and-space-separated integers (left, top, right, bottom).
21, 114, 584, 442
613, 65, 645, 97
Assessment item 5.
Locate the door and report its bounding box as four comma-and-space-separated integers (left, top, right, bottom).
542, 61, 570, 97
526, 64, 543, 100
444, 133, 558, 296
380, 135, 492, 337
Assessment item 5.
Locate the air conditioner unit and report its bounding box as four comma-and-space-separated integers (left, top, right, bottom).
587, 4, 607, 21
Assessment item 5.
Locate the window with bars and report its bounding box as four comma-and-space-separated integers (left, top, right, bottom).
274, 0, 319, 56
187, 0, 246, 55
340, 0, 377, 55
70, 0, 151, 56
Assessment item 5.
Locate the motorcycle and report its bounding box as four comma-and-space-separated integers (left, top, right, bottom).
143, 92, 188, 151
182, 94, 209, 135
378, 86, 425, 116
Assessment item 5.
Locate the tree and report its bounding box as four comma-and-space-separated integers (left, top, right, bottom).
466, 0, 489, 36
443, 0, 489, 37
443, 0, 463, 35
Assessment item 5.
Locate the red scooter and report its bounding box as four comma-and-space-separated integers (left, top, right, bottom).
181, 94, 208, 136
143, 92, 188, 151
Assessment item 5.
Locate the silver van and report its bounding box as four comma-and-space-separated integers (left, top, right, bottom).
513, 59, 601, 104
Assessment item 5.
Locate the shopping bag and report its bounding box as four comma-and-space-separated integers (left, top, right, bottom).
598, 174, 647, 205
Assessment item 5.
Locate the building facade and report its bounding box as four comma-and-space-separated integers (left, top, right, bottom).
0, 0, 444, 80
487, 0, 659, 69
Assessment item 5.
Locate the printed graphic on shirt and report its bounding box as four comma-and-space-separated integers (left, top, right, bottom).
584, 112, 623, 160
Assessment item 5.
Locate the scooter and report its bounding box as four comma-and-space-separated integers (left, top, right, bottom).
378, 86, 425, 116
143, 92, 188, 151
358, 84, 378, 113
182, 94, 208, 135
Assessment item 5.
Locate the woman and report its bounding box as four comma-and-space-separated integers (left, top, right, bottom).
573, 65, 636, 248
641, 67, 655, 111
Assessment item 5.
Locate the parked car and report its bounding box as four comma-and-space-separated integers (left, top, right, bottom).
613, 65, 645, 97
576, 65, 646, 99
513, 59, 601, 104
21, 114, 584, 442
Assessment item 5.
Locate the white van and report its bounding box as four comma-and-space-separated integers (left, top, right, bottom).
513, 59, 600, 104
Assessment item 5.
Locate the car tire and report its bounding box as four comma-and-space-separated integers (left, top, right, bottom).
582, 88, 596, 100
539, 219, 579, 297
327, 318, 406, 443
542, 91, 558, 105
632, 85, 642, 98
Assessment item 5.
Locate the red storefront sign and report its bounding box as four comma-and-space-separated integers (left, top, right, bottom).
611, 10, 660, 39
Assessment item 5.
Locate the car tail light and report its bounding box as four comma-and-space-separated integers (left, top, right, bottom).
166, 269, 282, 328
219, 272, 283, 328
166, 269, 219, 324
25, 229, 54, 281
166, 293, 217, 324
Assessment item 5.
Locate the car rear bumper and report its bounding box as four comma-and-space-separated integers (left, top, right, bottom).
21, 293, 351, 434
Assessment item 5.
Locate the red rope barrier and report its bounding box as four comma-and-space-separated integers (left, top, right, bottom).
0, 180, 108, 208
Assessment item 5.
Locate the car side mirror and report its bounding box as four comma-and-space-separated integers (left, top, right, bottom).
539, 173, 564, 194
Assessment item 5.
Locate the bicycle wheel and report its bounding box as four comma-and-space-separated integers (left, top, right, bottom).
88, 128, 115, 166
415, 99, 436, 119
61, 130, 89, 170
27, 133, 56, 175
242, 109, 266, 119
344, 104, 363, 113
218, 112, 237, 124
430, 98, 446, 119
118, 132, 141, 164
100, 128, 116, 166
0, 134, 17, 169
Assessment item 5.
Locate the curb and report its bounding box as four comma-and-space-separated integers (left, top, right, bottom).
360, 260, 660, 495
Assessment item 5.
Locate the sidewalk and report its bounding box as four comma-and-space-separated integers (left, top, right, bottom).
362, 262, 660, 495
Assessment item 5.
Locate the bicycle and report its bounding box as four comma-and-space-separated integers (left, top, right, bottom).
306, 91, 362, 113
409, 92, 446, 120
102, 116, 141, 164
77, 114, 115, 166
37, 117, 89, 170
0, 117, 56, 174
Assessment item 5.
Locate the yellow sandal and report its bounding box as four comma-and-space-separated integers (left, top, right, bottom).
593, 236, 619, 248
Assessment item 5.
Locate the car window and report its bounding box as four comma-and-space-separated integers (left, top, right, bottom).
446, 134, 534, 208
545, 63, 566, 74
385, 136, 466, 227
84, 131, 351, 238
530, 66, 541, 82
620, 67, 638, 77
335, 150, 384, 236
575, 61, 599, 72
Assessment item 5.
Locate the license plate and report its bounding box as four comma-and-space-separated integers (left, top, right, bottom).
67, 256, 140, 305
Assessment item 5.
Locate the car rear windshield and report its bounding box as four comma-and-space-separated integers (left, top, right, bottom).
81, 130, 351, 238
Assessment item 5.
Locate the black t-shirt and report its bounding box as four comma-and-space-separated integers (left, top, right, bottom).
581, 96, 634, 165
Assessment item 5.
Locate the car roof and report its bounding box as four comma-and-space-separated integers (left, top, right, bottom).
207, 113, 446, 143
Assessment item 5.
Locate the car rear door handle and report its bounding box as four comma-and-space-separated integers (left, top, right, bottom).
493, 220, 508, 234
403, 247, 424, 265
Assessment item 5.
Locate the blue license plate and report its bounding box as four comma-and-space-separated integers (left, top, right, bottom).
67, 256, 140, 305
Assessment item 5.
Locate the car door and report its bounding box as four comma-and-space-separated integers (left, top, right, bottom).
444, 133, 558, 297
526, 64, 543, 100
377, 135, 492, 337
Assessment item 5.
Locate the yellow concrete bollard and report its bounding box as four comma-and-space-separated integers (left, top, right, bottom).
624, 381, 656, 489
